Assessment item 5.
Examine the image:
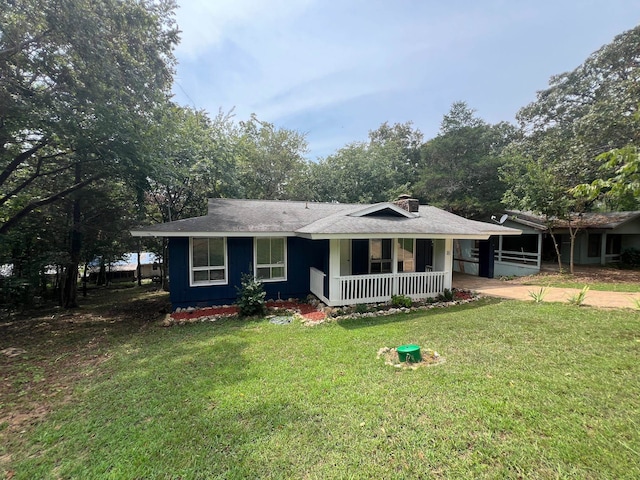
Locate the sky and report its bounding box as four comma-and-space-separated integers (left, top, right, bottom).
171, 1, 640, 160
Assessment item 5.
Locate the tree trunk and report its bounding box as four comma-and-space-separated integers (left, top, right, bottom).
569, 230, 576, 275
137, 244, 142, 286
549, 230, 563, 272
61, 163, 82, 308
62, 262, 79, 308
97, 257, 106, 285
82, 261, 88, 297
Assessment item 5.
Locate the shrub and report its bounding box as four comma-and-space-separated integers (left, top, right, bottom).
528, 286, 548, 303
437, 288, 454, 302
568, 285, 589, 306
355, 303, 370, 314
235, 273, 266, 317
391, 294, 412, 308
620, 248, 640, 268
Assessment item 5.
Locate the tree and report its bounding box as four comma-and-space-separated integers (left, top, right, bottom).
144, 104, 239, 289
146, 105, 238, 224
415, 102, 517, 218
573, 146, 640, 211
511, 25, 640, 191
501, 155, 590, 273
310, 122, 423, 203
234, 115, 309, 200
1, 0, 178, 307
501, 25, 640, 273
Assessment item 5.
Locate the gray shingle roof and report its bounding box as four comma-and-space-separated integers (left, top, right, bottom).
132, 199, 521, 239
506, 210, 640, 230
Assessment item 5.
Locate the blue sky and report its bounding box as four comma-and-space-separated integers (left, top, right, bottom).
172, 1, 640, 160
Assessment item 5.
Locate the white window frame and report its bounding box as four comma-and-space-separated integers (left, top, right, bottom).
254, 237, 287, 282
189, 237, 228, 287
397, 238, 416, 272
369, 238, 392, 274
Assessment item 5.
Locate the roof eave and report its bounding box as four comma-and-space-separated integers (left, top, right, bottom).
296, 232, 510, 240
131, 230, 296, 238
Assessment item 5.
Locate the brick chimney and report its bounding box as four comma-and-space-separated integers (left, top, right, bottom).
394, 194, 419, 213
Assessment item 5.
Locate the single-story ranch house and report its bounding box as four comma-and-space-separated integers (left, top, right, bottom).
131, 197, 520, 309
453, 210, 640, 277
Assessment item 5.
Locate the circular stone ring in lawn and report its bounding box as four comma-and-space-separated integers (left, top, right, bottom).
377, 347, 446, 369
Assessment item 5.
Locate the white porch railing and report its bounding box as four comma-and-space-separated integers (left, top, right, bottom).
463, 247, 541, 266
337, 271, 445, 304
309, 267, 328, 304
311, 268, 446, 306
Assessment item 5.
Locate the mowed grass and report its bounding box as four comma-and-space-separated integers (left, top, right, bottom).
2, 297, 640, 479
522, 279, 640, 293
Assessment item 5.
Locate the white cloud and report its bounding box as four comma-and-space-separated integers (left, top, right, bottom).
174, 0, 315, 59
172, 0, 640, 158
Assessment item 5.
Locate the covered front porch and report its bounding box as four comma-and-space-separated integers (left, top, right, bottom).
309, 237, 453, 306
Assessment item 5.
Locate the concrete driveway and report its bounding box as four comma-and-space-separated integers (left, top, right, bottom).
453, 273, 640, 310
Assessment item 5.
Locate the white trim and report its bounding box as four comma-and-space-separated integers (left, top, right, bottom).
396, 237, 416, 273
296, 233, 499, 240
134, 231, 519, 240
132, 230, 295, 238
189, 237, 228, 287
132, 230, 508, 240
254, 237, 287, 283
369, 238, 393, 274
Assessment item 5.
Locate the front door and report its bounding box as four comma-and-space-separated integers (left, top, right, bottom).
351, 239, 369, 275
478, 239, 495, 278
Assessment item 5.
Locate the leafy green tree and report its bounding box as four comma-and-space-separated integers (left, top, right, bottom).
573, 146, 640, 211
146, 105, 238, 224
501, 155, 584, 272
508, 24, 640, 205
502, 25, 640, 273
415, 102, 517, 218
143, 104, 239, 289
310, 122, 423, 203
310, 142, 389, 203
235, 115, 309, 200
1, 0, 178, 307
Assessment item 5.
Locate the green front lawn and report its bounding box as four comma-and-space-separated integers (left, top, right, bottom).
2, 295, 639, 479
521, 279, 640, 292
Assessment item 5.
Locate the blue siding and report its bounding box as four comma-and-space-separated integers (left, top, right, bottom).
168, 236, 329, 310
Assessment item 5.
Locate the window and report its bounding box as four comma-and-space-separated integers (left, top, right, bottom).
370, 239, 392, 273
255, 237, 286, 281
397, 238, 415, 272
606, 234, 622, 255
190, 237, 227, 286
587, 234, 601, 258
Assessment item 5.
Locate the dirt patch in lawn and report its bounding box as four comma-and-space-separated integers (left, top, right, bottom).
508, 265, 640, 285
0, 286, 170, 440
377, 347, 446, 370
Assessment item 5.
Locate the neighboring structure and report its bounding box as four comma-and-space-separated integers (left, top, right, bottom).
86, 252, 161, 283
453, 210, 640, 277
131, 198, 520, 309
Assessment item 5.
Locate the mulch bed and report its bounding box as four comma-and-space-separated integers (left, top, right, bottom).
168, 289, 479, 326
170, 300, 326, 323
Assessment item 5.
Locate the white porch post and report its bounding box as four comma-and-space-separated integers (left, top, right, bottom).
329, 239, 341, 304
444, 238, 453, 290
432, 239, 452, 290
600, 232, 607, 266
392, 237, 398, 294
498, 235, 503, 262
